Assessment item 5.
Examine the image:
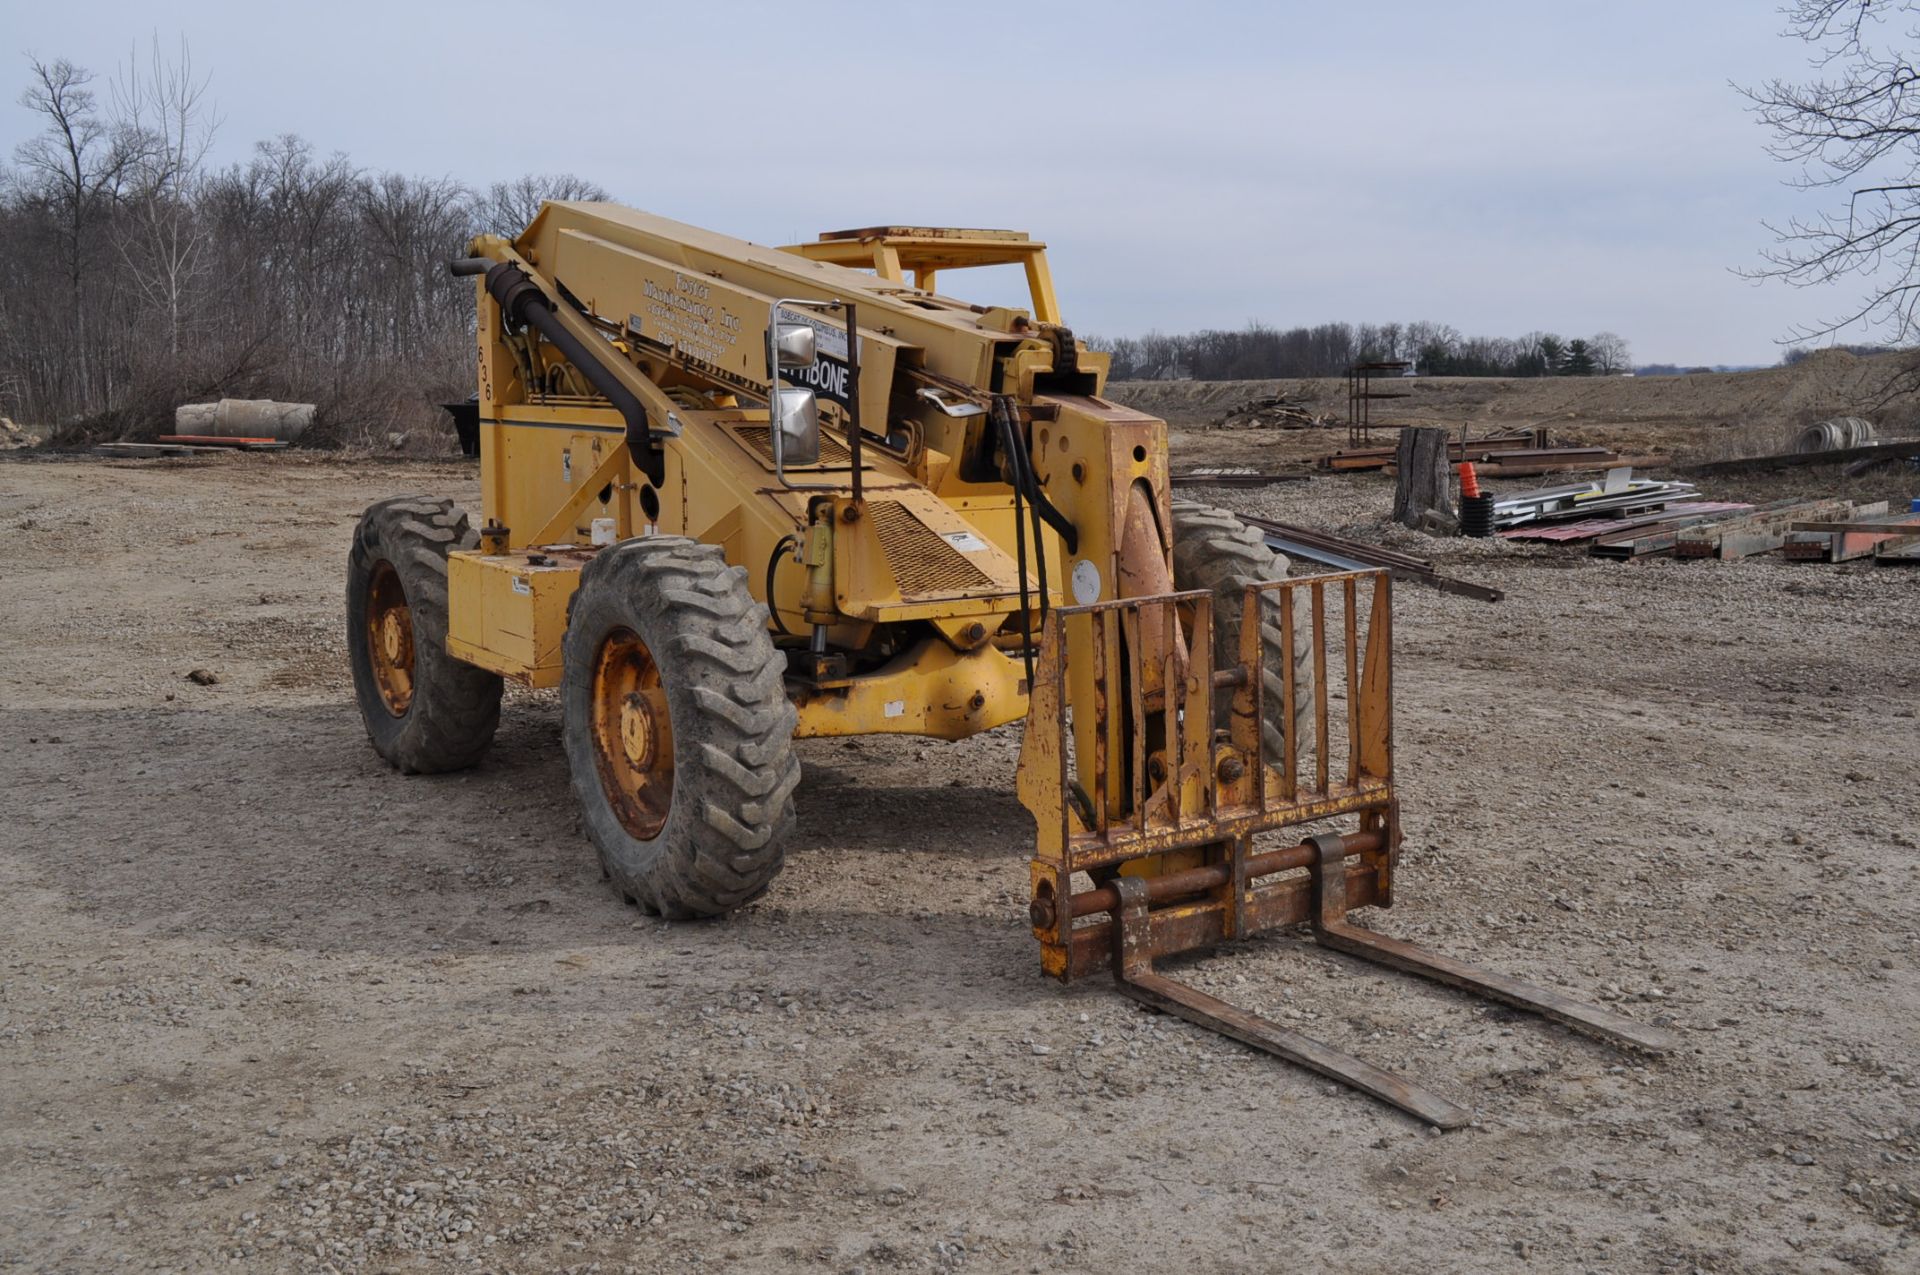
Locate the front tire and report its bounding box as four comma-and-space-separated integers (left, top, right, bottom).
347, 497, 503, 773
1170, 499, 1315, 765
561, 537, 799, 919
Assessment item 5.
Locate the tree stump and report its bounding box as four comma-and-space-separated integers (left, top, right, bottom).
1392, 427, 1451, 529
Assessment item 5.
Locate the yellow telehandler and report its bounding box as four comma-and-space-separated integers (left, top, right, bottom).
347, 203, 1670, 1126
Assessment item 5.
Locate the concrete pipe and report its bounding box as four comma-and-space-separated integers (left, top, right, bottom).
173, 399, 317, 442
1790, 416, 1876, 454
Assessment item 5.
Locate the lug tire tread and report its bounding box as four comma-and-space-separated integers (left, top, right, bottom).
1170, 499, 1315, 761
561, 536, 797, 918
346, 496, 503, 774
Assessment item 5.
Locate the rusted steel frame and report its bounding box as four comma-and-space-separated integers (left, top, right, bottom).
1279, 587, 1297, 800
1230, 576, 1265, 803
1036, 616, 1069, 849
1122, 605, 1146, 837
1239, 572, 1389, 805
1303, 834, 1677, 1055
1344, 577, 1360, 790
1027, 585, 1214, 849
1137, 658, 1241, 709
1047, 572, 1392, 878
1063, 852, 1382, 977
1359, 573, 1392, 780
1168, 594, 1214, 829
1055, 587, 1215, 617
1057, 784, 1391, 873
1161, 598, 1182, 827
1107, 877, 1472, 1129
1790, 518, 1920, 535
1092, 607, 1110, 832
1057, 828, 1383, 922
1221, 831, 1251, 941
1312, 580, 1330, 794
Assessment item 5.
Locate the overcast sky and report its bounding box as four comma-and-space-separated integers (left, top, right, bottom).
0, 0, 1865, 365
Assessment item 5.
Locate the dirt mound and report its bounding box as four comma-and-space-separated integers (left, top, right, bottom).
1109, 350, 1920, 435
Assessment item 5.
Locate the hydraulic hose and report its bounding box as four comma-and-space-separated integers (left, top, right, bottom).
765, 534, 798, 635
995, 395, 1061, 687
998, 400, 1035, 687
453, 258, 663, 484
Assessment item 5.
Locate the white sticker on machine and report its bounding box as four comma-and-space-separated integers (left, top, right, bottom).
512, 576, 532, 595
883, 699, 906, 718
943, 531, 988, 553
1070, 559, 1102, 604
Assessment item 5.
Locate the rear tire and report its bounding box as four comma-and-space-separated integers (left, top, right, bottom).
347, 497, 503, 773
561, 537, 799, 918
1170, 499, 1314, 764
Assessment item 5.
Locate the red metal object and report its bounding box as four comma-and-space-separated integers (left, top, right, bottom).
156, 435, 288, 448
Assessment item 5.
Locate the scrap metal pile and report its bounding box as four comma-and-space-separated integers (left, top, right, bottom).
1488, 466, 1920, 564
1492, 469, 1716, 535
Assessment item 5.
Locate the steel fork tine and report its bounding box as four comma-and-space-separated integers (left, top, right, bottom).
1110, 877, 1470, 1129
1305, 835, 1677, 1055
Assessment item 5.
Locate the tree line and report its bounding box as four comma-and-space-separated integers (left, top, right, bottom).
0, 41, 608, 444
1087, 323, 1633, 381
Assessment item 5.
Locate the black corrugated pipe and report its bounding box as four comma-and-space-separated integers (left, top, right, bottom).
450, 258, 662, 484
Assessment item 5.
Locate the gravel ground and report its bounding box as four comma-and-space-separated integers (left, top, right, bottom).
1, 449, 1916, 1274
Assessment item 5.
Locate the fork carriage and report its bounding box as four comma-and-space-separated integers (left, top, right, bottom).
1018, 571, 1674, 1128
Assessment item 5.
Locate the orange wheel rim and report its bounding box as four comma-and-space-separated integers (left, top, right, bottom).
366, 561, 415, 716
590, 626, 673, 839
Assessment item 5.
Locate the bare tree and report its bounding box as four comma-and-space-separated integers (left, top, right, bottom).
1589, 331, 1632, 374
1744, 1, 1920, 343
14, 56, 146, 412
0, 43, 624, 441
476, 172, 611, 237
113, 35, 220, 358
